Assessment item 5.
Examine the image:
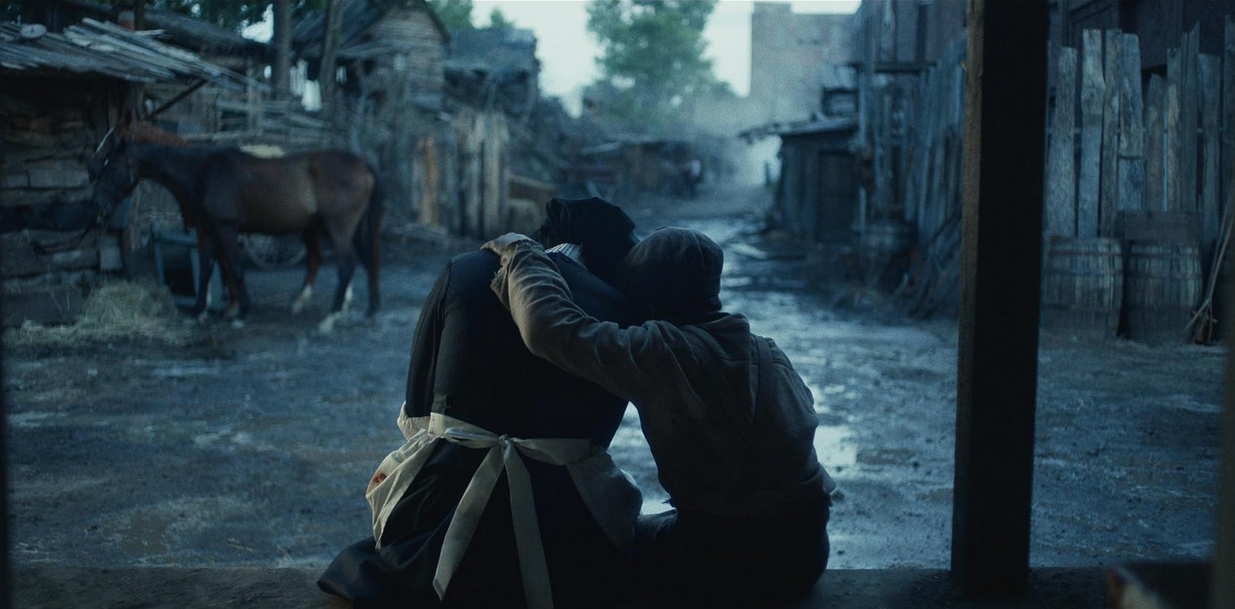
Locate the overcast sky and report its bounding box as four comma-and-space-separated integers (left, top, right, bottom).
245, 1, 860, 112
471, 0, 859, 100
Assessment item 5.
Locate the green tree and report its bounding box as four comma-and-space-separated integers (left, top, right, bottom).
426, 0, 473, 32
487, 7, 513, 30
586, 0, 723, 133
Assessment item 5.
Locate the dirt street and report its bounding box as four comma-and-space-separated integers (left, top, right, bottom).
4, 184, 1223, 572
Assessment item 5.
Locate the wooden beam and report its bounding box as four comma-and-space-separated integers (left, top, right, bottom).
0, 301, 7, 609
1218, 22, 1235, 609
146, 78, 207, 120
952, 0, 1048, 599
1220, 293, 1235, 606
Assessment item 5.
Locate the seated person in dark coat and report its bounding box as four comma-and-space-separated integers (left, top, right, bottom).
318, 198, 646, 609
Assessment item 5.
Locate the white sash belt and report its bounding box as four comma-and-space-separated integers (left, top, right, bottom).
364, 406, 642, 609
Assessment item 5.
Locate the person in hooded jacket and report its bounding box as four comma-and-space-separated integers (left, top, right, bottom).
484, 227, 836, 607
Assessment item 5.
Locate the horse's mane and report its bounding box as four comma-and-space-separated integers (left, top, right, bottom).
130, 121, 188, 146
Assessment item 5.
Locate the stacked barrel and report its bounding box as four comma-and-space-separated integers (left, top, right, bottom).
1122, 241, 1203, 344
1041, 236, 1203, 344
1041, 237, 1124, 339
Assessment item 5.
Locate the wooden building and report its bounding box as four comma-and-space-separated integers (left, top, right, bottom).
768, 119, 859, 244
0, 18, 243, 325
291, 0, 448, 113
446, 27, 540, 117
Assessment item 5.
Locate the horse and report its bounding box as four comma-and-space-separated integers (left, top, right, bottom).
89, 117, 381, 330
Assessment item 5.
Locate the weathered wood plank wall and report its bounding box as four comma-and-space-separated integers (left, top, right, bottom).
1181, 25, 1201, 214
1167, 47, 1182, 212
1079, 30, 1104, 238
1116, 33, 1145, 216
1046, 46, 1077, 237
1144, 74, 1165, 212
1099, 29, 1122, 236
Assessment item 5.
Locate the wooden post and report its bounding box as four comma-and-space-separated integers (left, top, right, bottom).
1117, 33, 1145, 215
317, 0, 343, 112
271, 0, 292, 94
952, 0, 1047, 599
1046, 46, 1077, 237
1145, 75, 1166, 212
1217, 168, 1235, 609
1, 348, 7, 609
1200, 55, 1221, 254
1167, 48, 1182, 211
1079, 30, 1104, 238
1100, 29, 1122, 236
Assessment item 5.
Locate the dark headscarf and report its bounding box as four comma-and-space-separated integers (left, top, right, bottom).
617, 227, 723, 325
534, 197, 639, 285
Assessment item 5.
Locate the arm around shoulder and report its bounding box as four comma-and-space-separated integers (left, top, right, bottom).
487, 239, 673, 403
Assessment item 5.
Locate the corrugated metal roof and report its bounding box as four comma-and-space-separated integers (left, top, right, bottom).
0, 18, 244, 87
63, 1, 270, 57
738, 117, 857, 142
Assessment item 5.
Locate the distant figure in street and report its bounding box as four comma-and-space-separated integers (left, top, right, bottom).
318, 197, 644, 609
485, 227, 835, 607
685, 158, 703, 198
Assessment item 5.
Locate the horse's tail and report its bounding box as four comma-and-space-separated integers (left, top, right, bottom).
358, 162, 382, 315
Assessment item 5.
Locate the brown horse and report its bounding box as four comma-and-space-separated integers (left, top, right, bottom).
89, 118, 381, 329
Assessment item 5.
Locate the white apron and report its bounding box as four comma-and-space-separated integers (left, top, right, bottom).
364, 405, 642, 609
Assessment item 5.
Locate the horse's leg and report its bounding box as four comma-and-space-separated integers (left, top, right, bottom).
318, 224, 359, 334
353, 218, 380, 318
221, 263, 241, 320
292, 223, 323, 315
215, 224, 252, 321
192, 230, 219, 322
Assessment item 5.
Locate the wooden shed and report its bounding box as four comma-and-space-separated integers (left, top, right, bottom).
0, 17, 247, 326
771, 119, 860, 244
446, 27, 540, 117
292, 0, 448, 112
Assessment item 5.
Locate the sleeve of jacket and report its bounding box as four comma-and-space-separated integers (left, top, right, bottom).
490, 241, 674, 405
404, 260, 452, 418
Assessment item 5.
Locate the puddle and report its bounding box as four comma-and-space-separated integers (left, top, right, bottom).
814, 425, 858, 471
7, 411, 68, 427
153, 365, 223, 379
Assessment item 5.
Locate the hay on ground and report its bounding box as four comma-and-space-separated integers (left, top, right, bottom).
5, 280, 192, 348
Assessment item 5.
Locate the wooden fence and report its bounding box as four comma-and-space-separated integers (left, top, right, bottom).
1045, 19, 1235, 253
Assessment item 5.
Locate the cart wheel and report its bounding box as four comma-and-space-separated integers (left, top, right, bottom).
241, 234, 307, 269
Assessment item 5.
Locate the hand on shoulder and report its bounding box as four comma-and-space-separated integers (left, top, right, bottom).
481, 232, 539, 258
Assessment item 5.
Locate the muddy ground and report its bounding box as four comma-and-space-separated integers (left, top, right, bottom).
4, 184, 1223, 573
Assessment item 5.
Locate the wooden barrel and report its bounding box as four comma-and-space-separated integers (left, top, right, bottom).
861, 220, 915, 289
1123, 240, 1203, 344
1040, 236, 1122, 338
